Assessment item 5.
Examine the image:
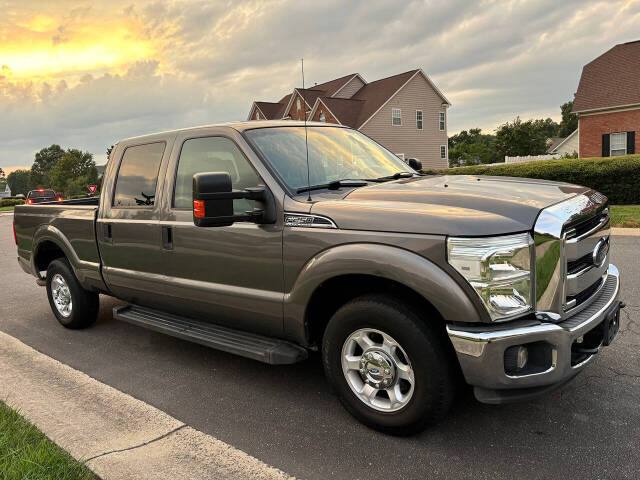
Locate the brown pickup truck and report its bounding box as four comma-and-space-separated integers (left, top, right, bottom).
14, 121, 622, 434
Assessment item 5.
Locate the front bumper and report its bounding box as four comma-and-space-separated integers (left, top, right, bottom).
447, 264, 621, 404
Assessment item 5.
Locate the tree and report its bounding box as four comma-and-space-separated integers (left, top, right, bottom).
50, 149, 98, 197
0, 167, 5, 191
448, 128, 499, 167
558, 100, 578, 137
494, 117, 549, 159
7, 169, 31, 196
30, 144, 64, 188
531, 118, 559, 139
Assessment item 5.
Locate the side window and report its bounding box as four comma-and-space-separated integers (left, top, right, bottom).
173, 136, 261, 214
113, 142, 165, 207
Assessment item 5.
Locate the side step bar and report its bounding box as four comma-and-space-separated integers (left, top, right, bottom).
113, 305, 308, 365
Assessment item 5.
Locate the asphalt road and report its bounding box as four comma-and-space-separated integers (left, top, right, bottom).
1, 213, 639, 479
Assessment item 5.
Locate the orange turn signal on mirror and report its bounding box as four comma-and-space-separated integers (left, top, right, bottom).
193, 200, 205, 218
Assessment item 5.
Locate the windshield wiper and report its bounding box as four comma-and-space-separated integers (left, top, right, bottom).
296, 179, 369, 194
367, 171, 416, 182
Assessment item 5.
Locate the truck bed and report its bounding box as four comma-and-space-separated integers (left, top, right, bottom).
14, 198, 105, 292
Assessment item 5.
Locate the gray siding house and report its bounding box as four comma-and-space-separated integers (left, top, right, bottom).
248, 69, 451, 168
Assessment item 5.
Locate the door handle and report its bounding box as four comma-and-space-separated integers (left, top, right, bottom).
103, 223, 112, 243
162, 226, 173, 250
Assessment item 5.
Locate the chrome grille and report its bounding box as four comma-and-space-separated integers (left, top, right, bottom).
534, 191, 609, 322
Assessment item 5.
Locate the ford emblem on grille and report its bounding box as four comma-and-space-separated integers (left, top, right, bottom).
593, 238, 609, 268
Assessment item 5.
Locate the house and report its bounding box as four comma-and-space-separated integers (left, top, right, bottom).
572, 40, 639, 157
548, 129, 579, 156
0, 183, 11, 199
247, 69, 451, 168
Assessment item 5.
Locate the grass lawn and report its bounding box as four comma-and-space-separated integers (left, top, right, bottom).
0, 401, 96, 480
610, 205, 640, 228
0, 206, 15, 211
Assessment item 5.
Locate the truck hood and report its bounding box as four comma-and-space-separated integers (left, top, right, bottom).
310, 175, 588, 236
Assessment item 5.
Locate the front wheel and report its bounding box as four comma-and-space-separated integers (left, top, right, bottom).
322, 294, 457, 435
46, 258, 99, 329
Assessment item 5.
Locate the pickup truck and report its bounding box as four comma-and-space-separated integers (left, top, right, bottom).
14, 121, 622, 435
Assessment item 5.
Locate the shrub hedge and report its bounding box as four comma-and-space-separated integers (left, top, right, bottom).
422, 154, 640, 205
0, 198, 25, 207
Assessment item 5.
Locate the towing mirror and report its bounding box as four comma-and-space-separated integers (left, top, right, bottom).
192, 172, 275, 227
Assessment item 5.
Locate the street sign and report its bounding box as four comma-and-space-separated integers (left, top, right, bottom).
88, 185, 97, 194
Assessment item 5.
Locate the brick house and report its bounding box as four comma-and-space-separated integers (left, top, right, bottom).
247, 69, 451, 168
572, 40, 639, 157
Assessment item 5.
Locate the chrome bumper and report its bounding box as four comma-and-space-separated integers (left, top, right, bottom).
447, 264, 620, 397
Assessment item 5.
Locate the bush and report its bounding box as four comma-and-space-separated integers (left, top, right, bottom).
0, 198, 25, 207
422, 154, 640, 204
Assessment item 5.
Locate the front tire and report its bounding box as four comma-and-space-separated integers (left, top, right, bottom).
322, 294, 456, 435
46, 258, 99, 329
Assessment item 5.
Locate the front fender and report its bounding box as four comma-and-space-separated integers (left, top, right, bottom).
283, 243, 483, 344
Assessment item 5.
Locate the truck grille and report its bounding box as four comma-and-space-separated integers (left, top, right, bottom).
534, 191, 610, 321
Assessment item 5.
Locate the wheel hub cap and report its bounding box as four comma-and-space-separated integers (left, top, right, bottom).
359, 350, 395, 388
51, 274, 72, 318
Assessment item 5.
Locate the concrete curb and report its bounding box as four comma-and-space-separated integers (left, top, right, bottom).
611, 227, 640, 236
0, 331, 293, 480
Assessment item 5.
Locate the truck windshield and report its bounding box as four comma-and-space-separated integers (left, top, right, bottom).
245, 126, 414, 192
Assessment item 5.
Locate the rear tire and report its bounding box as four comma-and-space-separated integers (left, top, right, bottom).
46, 258, 99, 329
322, 294, 456, 435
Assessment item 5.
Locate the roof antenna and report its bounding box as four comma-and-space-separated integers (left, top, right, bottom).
301, 58, 312, 202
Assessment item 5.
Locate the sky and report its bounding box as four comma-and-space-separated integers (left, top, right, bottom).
1, 0, 639, 172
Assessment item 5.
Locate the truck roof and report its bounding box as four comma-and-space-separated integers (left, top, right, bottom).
118, 120, 348, 144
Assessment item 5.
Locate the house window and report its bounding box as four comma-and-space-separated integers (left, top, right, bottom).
392, 108, 402, 126
439, 112, 445, 131
296, 98, 301, 111
255, 111, 260, 120
610, 132, 627, 156
440, 145, 447, 159
396, 153, 405, 161
416, 110, 423, 130
319, 111, 326, 122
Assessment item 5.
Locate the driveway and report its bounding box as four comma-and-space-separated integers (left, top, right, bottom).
1, 214, 639, 479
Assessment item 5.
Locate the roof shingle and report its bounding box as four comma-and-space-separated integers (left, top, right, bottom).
573, 40, 640, 113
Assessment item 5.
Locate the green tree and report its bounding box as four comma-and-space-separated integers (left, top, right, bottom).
494, 117, 549, 160
531, 118, 559, 139
0, 167, 6, 191
7, 169, 31, 196
448, 128, 499, 167
30, 144, 64, 188
558, 100, 578, 137
50, 149, 98, 197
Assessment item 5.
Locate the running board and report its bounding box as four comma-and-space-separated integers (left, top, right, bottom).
113, 305, 308, 365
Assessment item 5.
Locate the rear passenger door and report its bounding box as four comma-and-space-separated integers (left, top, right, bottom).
98, 138, 172, 306
158, 129, 284, 336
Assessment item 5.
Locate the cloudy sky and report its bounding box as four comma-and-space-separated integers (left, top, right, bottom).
1, 0, 639, 171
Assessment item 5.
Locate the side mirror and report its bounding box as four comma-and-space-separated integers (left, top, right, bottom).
193, 172, 275, 227
407, 158, 422, 171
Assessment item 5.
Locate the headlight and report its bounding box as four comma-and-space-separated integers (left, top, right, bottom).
447, 233, 533, 321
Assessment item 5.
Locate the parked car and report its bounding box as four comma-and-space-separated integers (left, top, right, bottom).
13, 121, 622, 434
26, 189, 62, 204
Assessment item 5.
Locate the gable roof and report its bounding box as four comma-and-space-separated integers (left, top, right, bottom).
253, 101, 285, 119
549, 128, 579, 153
546, 137, 566, 153
313, 97, 365, 127
311, 73, 359, 97
573, 40, 640, 113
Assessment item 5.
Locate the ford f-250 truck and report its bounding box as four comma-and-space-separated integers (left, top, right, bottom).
14, 121, 623, 435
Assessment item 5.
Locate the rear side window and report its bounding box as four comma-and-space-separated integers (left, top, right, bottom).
113, 142, 165, 207
173, 136, 260, 214
29, 190, 55, 198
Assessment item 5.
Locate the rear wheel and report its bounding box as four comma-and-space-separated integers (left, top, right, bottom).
46, 258, 99, 329
322, 294, 456, 435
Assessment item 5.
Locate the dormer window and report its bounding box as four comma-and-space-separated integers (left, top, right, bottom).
255, 111, 260, 120
296, 98, 301, 111
319, 112, 326, 122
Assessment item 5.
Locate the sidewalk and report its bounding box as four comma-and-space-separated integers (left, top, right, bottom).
0, 331, 293, 480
